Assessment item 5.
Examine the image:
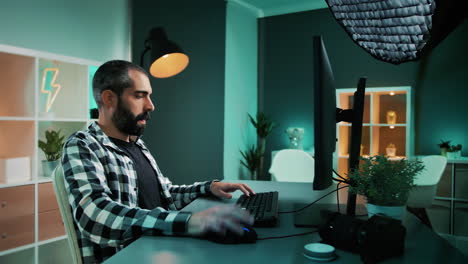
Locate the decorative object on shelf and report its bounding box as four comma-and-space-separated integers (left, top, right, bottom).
240, 145, 262, 180
140, 27, 189, 78
40, 67, 61, 113
285, 127, 304, 150
38, 129, 65, 177
348, 155, 425, 220
437, 140, 451, 157
386, 143, 397, 157
447, 143, 462, 160
240, 112, 277, 180
0, 156, 31, 184
386, 110, 396, 129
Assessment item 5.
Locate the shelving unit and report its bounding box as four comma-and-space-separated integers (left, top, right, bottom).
0, 44, 100, 263
429, 158, 468, 236
335, 86, 413, 177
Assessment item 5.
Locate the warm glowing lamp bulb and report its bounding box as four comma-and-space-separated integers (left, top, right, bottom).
149, 53, 189, 78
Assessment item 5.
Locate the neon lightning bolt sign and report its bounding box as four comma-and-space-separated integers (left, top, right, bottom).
40, 68, 62, 112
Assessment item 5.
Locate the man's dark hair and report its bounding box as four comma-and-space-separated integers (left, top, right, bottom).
93, 60, 148, 108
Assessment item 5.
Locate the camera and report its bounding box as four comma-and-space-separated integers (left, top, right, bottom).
318, 212, 406, 263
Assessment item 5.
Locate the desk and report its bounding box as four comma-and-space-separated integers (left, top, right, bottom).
105, 181, 467, 264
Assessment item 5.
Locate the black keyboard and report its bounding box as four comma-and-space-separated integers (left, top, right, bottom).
236, 191, 279, 227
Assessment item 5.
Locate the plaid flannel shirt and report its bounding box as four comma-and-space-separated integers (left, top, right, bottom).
61, 122, 214, 263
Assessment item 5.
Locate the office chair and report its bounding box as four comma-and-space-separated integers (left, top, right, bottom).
52, 163, 83, 264
269, 149, 314, 182
406, 155, 448, 229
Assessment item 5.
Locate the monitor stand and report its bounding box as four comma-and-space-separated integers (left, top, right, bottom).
293, 203, 368, 227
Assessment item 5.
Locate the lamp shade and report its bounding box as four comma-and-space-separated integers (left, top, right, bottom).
143, 27, 189, 78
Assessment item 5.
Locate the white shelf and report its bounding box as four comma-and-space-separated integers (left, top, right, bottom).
336, 86, 413, 175
37, 235, 67, 246
37, 117, 89, 122
0, 44, 99, 261
0, 117, 35, 121
0, 181, 35, 189
0, 242, 35, 257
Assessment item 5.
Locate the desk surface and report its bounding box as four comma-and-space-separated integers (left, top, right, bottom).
105, 181, 468, 264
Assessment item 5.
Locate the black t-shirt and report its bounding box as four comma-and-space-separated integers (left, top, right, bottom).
109, 137, 166, 210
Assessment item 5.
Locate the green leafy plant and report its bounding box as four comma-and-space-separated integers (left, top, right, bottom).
246, 112, 278, 180
437, 140, 451, 149
240, 145, 262, 180
248, 112, 277, 141
348, 155, 425, 206
38, 129, 65, 161
448, 144, 462, 152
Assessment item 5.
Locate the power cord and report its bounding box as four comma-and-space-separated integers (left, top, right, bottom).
258, 230, 318, 240
278, 185, 349, 214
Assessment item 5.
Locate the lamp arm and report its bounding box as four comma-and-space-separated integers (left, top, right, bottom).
139, 45, 151, 67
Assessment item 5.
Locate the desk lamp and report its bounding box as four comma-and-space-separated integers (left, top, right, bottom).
140, 27, 189, 78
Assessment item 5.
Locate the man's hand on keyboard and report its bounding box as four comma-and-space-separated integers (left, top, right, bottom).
187, 205, 254, 236
210, 182, 256, 199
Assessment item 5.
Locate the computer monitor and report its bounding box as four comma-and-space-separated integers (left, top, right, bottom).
312, 35, 367, 217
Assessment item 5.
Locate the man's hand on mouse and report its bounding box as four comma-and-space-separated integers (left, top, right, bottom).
210, 182, 256, 199
187, 205, 254, 236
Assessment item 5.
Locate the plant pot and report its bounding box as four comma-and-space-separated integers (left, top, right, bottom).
440, 148, 448, 157
446, 151, 461, 160
42, 160, 59, 177
367, 203, 406, 220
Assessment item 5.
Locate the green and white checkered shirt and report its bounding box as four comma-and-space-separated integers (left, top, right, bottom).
62, 122, 214, 263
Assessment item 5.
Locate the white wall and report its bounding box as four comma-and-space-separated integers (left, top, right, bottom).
224, 1, 259, 180
0, 0, 130, 62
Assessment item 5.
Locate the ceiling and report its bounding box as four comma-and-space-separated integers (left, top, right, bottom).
231, 0, 328, 17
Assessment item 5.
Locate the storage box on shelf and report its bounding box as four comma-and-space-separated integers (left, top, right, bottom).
0, 44, 100, 263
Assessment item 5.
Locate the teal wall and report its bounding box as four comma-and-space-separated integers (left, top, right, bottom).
224, 2, 258, 180
0, 0, 130, 61
259, 9, 468, 179
132, 0, 227, 185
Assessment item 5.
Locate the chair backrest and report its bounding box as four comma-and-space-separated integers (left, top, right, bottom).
407, 155, 447, 208
269, 149, 314, 182
52, 164, 83, 264
414, 155, 447, 186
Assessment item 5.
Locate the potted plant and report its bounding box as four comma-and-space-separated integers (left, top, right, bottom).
437, 140, 451, 157
38, 129, 65, 177
348, 155, 425, 220
247, 112, 278, 180
447, 143, 462, 160
240, 145, 262, 180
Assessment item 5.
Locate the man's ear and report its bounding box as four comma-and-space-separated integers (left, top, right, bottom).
101, 90, 117, 108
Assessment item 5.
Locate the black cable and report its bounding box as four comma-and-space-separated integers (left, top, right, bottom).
332, 177, 347, 183
336, 182, 341, 214
333, 169, 348, 182
279, 185, 349, 214
257, 230, 317, 240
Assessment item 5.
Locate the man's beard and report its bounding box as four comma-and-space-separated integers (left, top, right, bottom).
112, 98, 151, 136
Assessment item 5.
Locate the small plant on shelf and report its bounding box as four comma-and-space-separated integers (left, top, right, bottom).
38, 129, 65, 161
437, 140, 451, 157
38, 129, 65, 177
448, 144, 462, 152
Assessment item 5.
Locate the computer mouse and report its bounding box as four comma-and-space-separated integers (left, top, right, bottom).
204, 225, 257, 244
